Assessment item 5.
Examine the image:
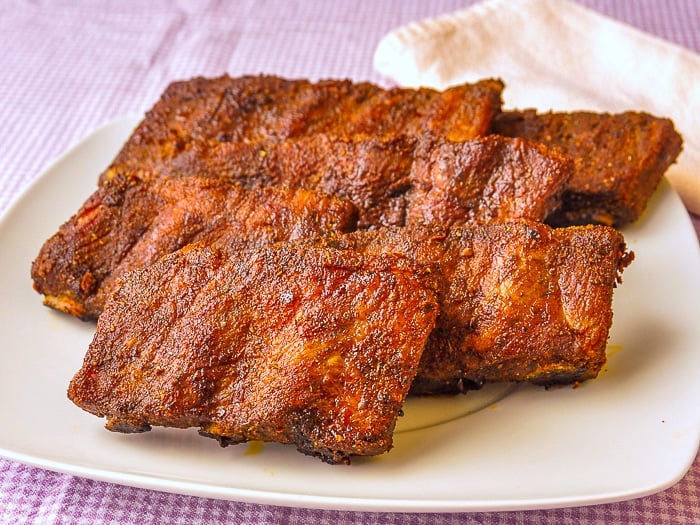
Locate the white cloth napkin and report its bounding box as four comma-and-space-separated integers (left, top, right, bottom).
373, 0, 700, 215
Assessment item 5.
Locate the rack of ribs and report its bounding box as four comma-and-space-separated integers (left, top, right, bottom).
67, 221, 630, 463
492, 110, 683, 226
95, 75, 681, 231
31, 176, 358, 319
68, 241, 440, 465
32, 134, 572, 319
301, 221, 633, 394
134, 133, 572, 228
101, 74, 504, 180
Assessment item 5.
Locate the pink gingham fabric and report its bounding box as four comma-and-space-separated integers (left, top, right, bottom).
0, 1, 698, 523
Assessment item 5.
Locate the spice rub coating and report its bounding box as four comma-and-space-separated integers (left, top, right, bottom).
303, 222, 633, 394
32, 134, 572, 319
67, 242, 439, 464
406, 135, 569, 228
492, 110, 683, 226
31, 175, 357, 320
140, 133, 572, 229
103, 74, 504, 180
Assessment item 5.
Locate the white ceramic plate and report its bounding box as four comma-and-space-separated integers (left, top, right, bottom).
0, 118, 699, 512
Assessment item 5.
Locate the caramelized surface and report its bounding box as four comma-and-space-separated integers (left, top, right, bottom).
31, 176, 357, 319
492, 110, 683, 226
103, 74, 504, 180
68, 242, 439, 464
32, 133, 572, 319
303, 222, 632, 394
129, 133, 572, 228
406, 136, 569, 227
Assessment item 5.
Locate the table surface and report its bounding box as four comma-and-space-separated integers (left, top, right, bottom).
0, 1, 698, 523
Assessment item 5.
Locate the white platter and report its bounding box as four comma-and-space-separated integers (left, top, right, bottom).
0, 117, 699, 512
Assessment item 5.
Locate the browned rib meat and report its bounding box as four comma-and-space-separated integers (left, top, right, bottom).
67, 241, 439, 464
405, 136, 569, 227
149, 133, 418, 228
492, 110, 683, 226
31, 175, 358, 320
414, 223, 632, 394
302, 222, 633, 394
131, 133, 572, 228
102, 74, 504, 181
32, 134, 571, 319
67, 221, 631, 467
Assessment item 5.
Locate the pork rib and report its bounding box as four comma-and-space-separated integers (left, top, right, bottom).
68, 241, 439, 464
303, 222, 633, 394
68, 221, 631, 464
31, 176, 358, 319
492, 110, 683, 226
101, 74, 504, 181
130, 133, 572, 228
32, 134, 571, 319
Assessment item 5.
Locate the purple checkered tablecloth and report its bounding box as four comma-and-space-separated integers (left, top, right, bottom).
0, 1, 698, 523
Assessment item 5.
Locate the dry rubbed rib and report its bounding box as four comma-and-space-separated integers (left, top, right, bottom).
405, 135, 569, 227
492, 110, 683, 226
413, 223, 632, 394
32, 134, 571, 319
101, 74, 504, 182
303, 222, 633, 394
31, 175, 358, 320
67, 241, 439, 464
149, 133, 416, 228
134, 133, 572, 228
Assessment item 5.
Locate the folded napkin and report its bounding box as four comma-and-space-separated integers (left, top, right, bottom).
373, 0, 700, 215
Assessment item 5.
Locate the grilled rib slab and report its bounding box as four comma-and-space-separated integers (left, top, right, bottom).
102, 74, 504, 181
32, 134, 571, 319
303, 222, 633, 394
31, 176, 358, 319
133, 133, 572, 228
68, 241, 439, 464
68, 221, 631, 464
492, 110, 683, 226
